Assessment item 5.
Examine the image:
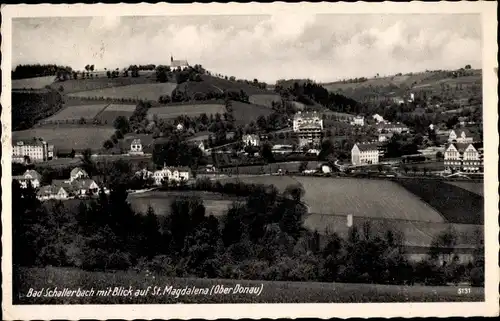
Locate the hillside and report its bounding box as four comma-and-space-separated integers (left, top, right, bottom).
12, 88, 64, 131
175, 74, 272, 97
322, 69, 482, 103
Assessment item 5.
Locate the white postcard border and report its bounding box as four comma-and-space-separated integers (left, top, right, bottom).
1, 2, 498, 319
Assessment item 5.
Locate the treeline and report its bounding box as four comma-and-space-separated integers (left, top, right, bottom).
12, 89, 64, 130
169, 88, 249, 104
275, 81, 361, 114
13, 178, 484, 286
12, 64, 72, 80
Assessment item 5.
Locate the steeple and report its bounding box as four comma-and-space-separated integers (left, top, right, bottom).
171, 54, 173, 63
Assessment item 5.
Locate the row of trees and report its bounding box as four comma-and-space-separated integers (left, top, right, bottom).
13, 174, 484, 286
12, 64, 72, 79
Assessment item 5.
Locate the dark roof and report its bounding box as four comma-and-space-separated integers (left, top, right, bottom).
448, 142, 482, 153
355, 143, 379, 151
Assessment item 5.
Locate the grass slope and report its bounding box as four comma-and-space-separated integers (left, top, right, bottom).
12, 76, 56, 89
67, 83, 177, 101
12, 125, 115, 153
445, 181, 484, 196
147, 103, 226, 120
14, 267, 484, 304
49, 75, 157, 93
176, 74, 271, 97
395, 179, 483, 225
231, 100, 273, 125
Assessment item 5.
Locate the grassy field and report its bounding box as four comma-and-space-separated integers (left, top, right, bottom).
147, 103, 226, 120
96, 103, 137, 124
12, 125, 115, 152
40, 104, 108, 123
218, 175, 299, 192
305, 214, 482, 249
219, 175, 446, 222
128, 190, 240, 216
48, 75, 156, 93
445, 181, 483, 196
14, 267, 484, 304
12, 76, 56, 89
249, 94, 281, 108
295, 177, 445, 222
231, 100, 274, 124
396, 179, 483, 225
67, 82, 177, 101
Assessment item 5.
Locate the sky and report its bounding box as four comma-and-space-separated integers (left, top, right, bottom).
12, 14, 482, 83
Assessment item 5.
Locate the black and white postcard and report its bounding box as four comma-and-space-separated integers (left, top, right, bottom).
1, 2, 498, 319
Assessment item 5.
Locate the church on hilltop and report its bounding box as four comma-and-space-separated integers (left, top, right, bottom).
170, 55, 189, 70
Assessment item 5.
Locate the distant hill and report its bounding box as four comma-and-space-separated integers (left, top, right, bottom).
175, 74, 271, 98
321, 69, 482, 103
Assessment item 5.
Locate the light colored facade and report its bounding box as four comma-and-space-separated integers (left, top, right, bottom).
129, 139, 144, 155
351, 143, 380, 166
13, 170, 41, 188
448, 129, 474, 144
12, 139, 54, 164
292, 111, 323, 147
376, 122, 409, 134
351, 116, 365, 126
378, 132, 394, 142
153, 166, 191, 185
372, 114, 385, 123
70, 167, 89, 182
242, 134, 260, 147
444, 143, 483, 173
37, 185, 70, 201
170, 56, 189, 70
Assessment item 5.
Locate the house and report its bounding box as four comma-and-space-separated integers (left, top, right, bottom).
176, 123, 184, 131
448, 128, 474, 143
129, 139, 144, 155
376, 122, 409, 134
13, 170, 41, 188
378, 132, 394, 142
351, 143, 380, 166
351, 115, 365, 126
170, 55, 189, 70
135, 168, 154, 179
242, 134, 260, 147
320, 164, 332, 174
293, 111, 323, 147
72, 179, 100, 196
70, 167, 89, 182
37, 185, 70, 201
153, 165, 191, 185
444, 143, 483, 173
12, 138, 54, 164
372, 114, 385, 123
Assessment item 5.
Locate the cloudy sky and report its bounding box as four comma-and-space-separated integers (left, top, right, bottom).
12, 14, 481, 83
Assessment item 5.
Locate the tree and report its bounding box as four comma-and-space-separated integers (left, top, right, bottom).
103, 140, 114, 149
465, 64, 471, 70
284, 184, 305, 202
260, 143, 274, 163
70, 149, 76, 158
298, 161, 308, 173
113, 116, 130, 134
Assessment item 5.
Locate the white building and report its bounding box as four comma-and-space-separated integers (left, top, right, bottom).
242, 134, 260, 147
376, 122, 409, 134
170, 55, 189, 70
13, 170, 41, 188
70, 167, 89, 182
176, 123, 184, 131
448, 128, 474, 144
372, 114, 385, 123
129, 139, 144, 155
292, 111, 323, 147
444, 143, 483, 173
378, 132, 394, 142
351, 115, 365, 126
37, 185, 70, 201
351, 143, 380, 166
12, 139, 54, 164
153, 165, 191, 185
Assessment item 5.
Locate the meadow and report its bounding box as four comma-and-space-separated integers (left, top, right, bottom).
40, 104, 108, 123
231, 100, 274, 125
249, 94, 281, 108
49, 74, 156, 93
67, 82, 177, 101
396, 179, 484, 224
147, 103, 226, 120
12, 75, 56, 89
233, 176, 446, 223
14, 267, 484, 304
128, 190, 240, 216
445, 181, 483, 196
12, 125, 115, 152
96, 103, 137, 124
